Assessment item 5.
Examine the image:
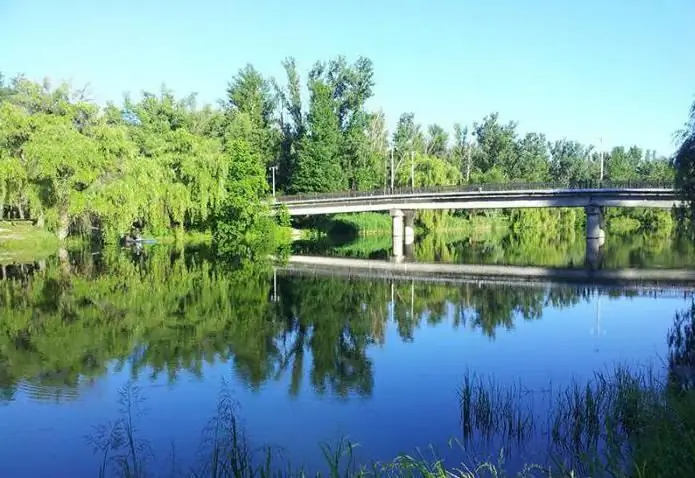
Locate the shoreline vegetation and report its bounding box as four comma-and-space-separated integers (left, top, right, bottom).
0, 58, 687, 258
91, 350, 695, 477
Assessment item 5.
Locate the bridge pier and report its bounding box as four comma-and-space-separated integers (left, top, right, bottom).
585, 238, 603, 269
585, 206, 605, 242
391, 209, 405, 259
404, 211, 415, 247
391, 209, 415, 260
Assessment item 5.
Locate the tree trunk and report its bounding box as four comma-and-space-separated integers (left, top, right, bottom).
57, 209, 70, 241
58, 247, 71, 275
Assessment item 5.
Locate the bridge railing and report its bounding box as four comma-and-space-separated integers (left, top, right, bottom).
275, 180, 675, 203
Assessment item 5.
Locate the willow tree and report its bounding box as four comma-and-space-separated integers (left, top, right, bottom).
0, 102, 32, 219
395, 153, 461, 231
675, 100, 695, 231
121, 89, 228, 236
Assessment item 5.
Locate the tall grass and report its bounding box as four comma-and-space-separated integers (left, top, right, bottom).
85, 367, 695, 477
458, 366, 695, 478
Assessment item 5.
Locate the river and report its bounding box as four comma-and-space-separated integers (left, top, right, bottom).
0, 235, 692, 477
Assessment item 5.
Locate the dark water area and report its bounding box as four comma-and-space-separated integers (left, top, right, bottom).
0, 241, 693, 477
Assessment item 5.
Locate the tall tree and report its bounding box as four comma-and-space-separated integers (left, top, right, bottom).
472, 113, 518, 179
224, 64, 278, 166
674, 99, 695, 228
291, 77, 345, 193
450, 123, 470, 180
515, 132, 550, 182
274, 58, 305, 191
425, 124, 449, 159
548, 139, 595, 185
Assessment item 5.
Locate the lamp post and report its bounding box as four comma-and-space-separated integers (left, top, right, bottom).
466, 139, 472, 182
410, 151, 415, 189
389, 147, 414, 191
269, 165, 278, 198
599, 137, 604, 182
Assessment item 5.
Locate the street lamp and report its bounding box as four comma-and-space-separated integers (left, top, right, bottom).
390, 147, 415, 191
466, 138, 473, 183
410, 151, 415, 189
599, 137, 604, 182
269, 165, 278, 198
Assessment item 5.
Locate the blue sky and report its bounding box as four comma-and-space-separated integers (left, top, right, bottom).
2, 0, 693, 155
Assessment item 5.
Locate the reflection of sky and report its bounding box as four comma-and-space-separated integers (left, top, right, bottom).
0, 294, 686, 477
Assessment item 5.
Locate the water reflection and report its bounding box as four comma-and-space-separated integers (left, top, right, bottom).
1, 245, 692, 405
0, 244, 693, 477
295, 229, 695, 269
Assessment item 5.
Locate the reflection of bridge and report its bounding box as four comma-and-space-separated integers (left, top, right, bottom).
275, 182, 679, 259
275, 255, 695, 298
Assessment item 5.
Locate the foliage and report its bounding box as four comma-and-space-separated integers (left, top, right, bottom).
1, 61, 680, 245
674, 99, 695, 234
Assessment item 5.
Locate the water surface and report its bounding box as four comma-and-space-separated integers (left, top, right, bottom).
0, 242, 691, 476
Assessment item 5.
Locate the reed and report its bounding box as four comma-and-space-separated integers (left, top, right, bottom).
87, 364, 695, 478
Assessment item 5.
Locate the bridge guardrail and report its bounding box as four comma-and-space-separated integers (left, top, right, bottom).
274, 180, 675, 203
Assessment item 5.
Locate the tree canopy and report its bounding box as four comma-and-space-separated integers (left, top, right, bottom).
0, 58, 680, 244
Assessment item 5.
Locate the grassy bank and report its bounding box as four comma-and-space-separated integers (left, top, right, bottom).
0, 221, 60, 263
299, 213, 510, 239
152, 231, 214, 246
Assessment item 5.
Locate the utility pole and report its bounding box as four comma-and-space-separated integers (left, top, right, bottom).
390, 149, 395, 191
410, 151, 415, 189
269, 165, 278, 198
466, 141, 472, 182
599, 137, 604, 182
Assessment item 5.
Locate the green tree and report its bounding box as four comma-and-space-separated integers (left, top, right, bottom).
291, 76, 345, 193
224, 64, 278, 165
674, 99, 695, 231
471, 113, 518, 179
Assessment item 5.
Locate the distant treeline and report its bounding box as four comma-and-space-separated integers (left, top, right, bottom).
1, 58, 692, 242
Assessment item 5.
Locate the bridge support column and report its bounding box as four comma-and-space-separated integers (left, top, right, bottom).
391, 209, 405, 260
586, 238, 603, 270
585, 206, 605, 242
404, 211, 415, 246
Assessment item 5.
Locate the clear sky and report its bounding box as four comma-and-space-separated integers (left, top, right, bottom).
2, 0, 693, 155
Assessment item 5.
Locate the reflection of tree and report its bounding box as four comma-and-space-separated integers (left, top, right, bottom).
1, 246, 652, 404
668, 301, 695, 390
275, 277, 378, 398
300, 215, 695, 270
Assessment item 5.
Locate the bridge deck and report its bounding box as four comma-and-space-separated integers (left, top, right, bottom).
275, 183, 678, 216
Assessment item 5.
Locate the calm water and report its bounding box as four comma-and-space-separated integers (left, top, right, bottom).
0, 241, 692, 477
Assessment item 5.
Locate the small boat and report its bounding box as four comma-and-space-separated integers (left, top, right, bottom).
121, 236, 157, 246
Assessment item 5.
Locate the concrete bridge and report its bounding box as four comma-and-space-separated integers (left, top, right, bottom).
275, 181, 679, 260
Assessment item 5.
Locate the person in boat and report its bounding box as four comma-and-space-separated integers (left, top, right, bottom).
122, 226, 142, 244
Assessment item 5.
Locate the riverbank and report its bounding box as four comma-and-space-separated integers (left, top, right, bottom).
0, 222, 220, 263
295, 209, 673, 241
0, 221, 60, 264
299, 212, 509, 239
